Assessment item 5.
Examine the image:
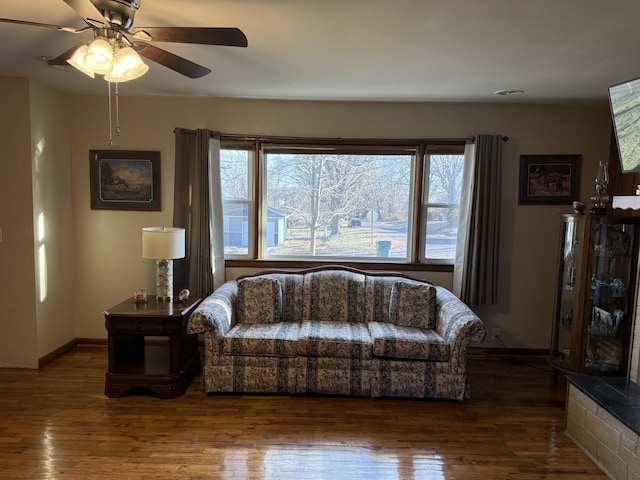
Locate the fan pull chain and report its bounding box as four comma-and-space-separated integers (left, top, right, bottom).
107, 46, 121, 149
115, 78, 120, 138
113, 46, 120, 138
107, 79, 114, 149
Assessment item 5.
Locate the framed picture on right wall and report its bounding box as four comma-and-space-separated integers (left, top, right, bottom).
518, 154, 581, 205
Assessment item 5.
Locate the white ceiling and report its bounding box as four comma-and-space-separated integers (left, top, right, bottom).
1, 0, 640, 103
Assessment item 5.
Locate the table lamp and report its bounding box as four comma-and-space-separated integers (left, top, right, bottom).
142, 227, 186, 302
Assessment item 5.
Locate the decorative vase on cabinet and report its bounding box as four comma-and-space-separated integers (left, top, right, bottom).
550, 214, 639, 376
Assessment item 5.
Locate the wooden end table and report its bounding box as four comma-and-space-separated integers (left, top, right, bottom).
104, 296, 201, 399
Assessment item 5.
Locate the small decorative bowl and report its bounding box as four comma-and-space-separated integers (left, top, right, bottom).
572, 201, 586, 214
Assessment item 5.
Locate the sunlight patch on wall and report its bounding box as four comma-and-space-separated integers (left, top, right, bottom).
37, 211, 45, 242
38, 244, 48, 302
34, 135, 48, 303
37, 211, 47, 302
35, 137, 46, 173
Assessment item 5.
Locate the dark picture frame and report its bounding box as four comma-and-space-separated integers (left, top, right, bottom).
518, 154, 581, 205
90, 150, 161, 211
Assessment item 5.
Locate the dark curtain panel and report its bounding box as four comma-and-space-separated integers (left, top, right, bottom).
455, 134, 503, 306
173, 128, 225, 298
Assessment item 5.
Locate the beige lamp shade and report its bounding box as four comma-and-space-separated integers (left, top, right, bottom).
142, 227, 185, 260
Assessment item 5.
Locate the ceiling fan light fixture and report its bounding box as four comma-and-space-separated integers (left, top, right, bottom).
84, 37, 114, 75
66, 45, 95, 78
3, 1, 247, 148
104, 46, 149, 82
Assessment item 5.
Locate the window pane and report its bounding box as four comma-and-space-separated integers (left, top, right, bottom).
221, 147, 251, 257
423, 153, 464, 262
223, 202, 249, 255
424, 207, 459, 260
221, 150, 249, 200
427, 155, 464, 204
264, 152, 412, 259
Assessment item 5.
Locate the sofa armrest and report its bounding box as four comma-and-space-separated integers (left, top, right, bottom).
187, 281, 237, 336
434, 286, 486, 370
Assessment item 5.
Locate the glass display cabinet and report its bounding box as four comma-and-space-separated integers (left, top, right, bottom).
550, 214, 639, 376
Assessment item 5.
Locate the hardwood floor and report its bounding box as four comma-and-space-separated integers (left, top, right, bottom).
0, 347, 607, 480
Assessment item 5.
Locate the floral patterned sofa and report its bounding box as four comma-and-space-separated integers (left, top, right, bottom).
187, 266, 485, 401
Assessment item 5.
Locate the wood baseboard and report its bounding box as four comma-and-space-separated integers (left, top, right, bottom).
38, 339, 78, 368
38, 338, 108, 368
76, 338, 108, 347
472, 347, 548, 358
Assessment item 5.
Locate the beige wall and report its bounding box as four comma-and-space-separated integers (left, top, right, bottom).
0, 78, 614, 364
0, 77, 38, 367
0, 78, 74, 367
69, 94, 610, 348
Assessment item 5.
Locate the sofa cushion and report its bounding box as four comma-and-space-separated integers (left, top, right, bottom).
269, 273, 305, 322
236, 276, 283, 324
389, 281, 436, 329
368, 322, 450, 361
303, 270, 366, 323
223, 322, 300, 357
364, 275, 402, 324
298, 321, 373, 359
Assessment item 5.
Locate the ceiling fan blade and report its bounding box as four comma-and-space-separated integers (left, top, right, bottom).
46, 41, 89, 66
0, 17, 79, 32
130, 27, 248, 47
62, 0, 109, 28
134, 42, 211, 79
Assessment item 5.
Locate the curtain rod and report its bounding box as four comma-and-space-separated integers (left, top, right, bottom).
174, 129, 509, 143
219, 133, 475, 144
470, 136, 509, 143
174, 128, 220, 139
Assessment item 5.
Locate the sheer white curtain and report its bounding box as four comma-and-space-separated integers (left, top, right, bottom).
453, 141, 476, 298
173, 128, 225, 298
453, 135, 503, 306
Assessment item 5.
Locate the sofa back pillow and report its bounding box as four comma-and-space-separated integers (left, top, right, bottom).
389, 281, 437, 329
236, 276, 283, 324
303, 270, 366, 323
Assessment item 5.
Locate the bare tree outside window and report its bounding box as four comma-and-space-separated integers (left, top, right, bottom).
265, 153, 411, 258
220, 149, 249, 200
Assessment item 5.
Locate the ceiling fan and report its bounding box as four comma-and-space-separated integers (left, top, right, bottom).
0, 0, 248, 80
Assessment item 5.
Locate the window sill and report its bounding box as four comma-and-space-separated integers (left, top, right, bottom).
225, 259, 453, 273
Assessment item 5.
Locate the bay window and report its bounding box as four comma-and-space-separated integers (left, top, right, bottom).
220, 137, 465, 265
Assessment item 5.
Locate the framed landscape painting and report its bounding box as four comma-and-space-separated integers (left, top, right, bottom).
518, 154, 581, 205
90, 150, 161, 211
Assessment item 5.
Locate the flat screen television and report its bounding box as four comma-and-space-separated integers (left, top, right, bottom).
609, 76, 640, 173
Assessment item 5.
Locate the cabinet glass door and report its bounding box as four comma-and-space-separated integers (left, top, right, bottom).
551, 216, 580, 368
585, 220, 634, 373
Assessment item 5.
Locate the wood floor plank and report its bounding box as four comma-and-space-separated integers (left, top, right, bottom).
0, 348, 608, 479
